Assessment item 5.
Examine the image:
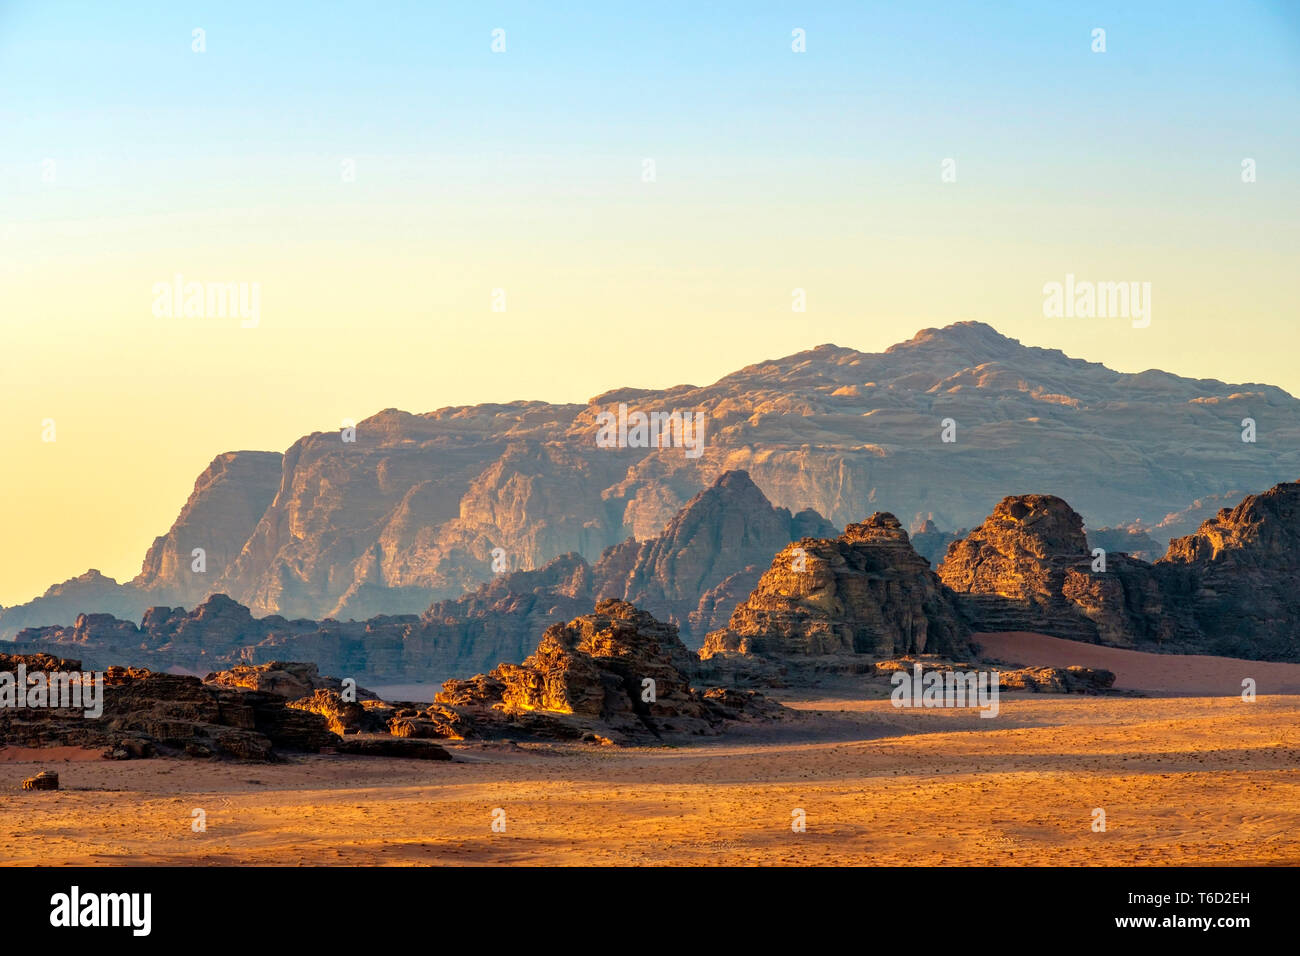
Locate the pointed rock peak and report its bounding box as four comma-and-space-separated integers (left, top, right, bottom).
70, 569, 116, 585
676, 470, 772, 516
711, 469, 760, 492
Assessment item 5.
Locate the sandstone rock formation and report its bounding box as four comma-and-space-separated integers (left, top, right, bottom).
0, 652, 336, 760
0, 653, 460, 761
433, 600, 782, 743
996, 665, 1117, 693
15, 594, 433, 683
936, 494, 1195, 648
589, 471, 837, 633
936, 483, 1300, 660
204, 660, 374, 701
701, 513, 971, 668
1155, 480, 1300, 658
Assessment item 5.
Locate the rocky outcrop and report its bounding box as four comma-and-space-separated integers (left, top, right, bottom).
0, 653, 466, 759
204, 660, 374, 701
701, 513, 971, 666
996, 665, 1116, 694
934, 484, 1300, 660
21, 771, 59, 791
0, 652, 336, 760
434, 600, 782, 743
1154, 481, 1300, 658
936, 495, 1194, 647
15, 594, 434, 684
204, 661, 384, 735
874, 657, 1116, 694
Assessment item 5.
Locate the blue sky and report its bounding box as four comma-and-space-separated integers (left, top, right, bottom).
1, 0, 1298, 604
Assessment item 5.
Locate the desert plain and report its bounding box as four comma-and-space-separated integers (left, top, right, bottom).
2, 633, 1298, 867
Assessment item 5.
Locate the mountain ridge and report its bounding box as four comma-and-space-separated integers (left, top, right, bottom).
5, 321, 1299, 635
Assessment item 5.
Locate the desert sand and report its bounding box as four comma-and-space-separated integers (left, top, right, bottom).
976, 631, 1300, 696
3, 636, 1298, 867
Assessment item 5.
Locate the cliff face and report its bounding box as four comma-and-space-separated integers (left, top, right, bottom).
197, 324, 1300, 621
13, 472, 831, 682
701, 513, 970, 661
132, 451, 284, 603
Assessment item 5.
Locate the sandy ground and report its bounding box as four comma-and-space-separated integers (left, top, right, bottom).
2, 637, 1297, 866
975, 631, 1300, 695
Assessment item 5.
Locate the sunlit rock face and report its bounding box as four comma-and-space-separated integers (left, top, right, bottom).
701, 513, 971, 662
1154, 480, 1300, 659
435, 599, 781, 743
936, 494, 1193, 648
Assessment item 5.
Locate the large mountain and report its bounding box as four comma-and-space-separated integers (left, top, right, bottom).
5, 321, 1298, 636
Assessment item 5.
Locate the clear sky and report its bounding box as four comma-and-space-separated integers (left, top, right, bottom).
1, 1, 1297, 606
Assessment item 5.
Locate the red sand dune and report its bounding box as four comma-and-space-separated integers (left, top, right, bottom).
975, 631, 1300, 696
